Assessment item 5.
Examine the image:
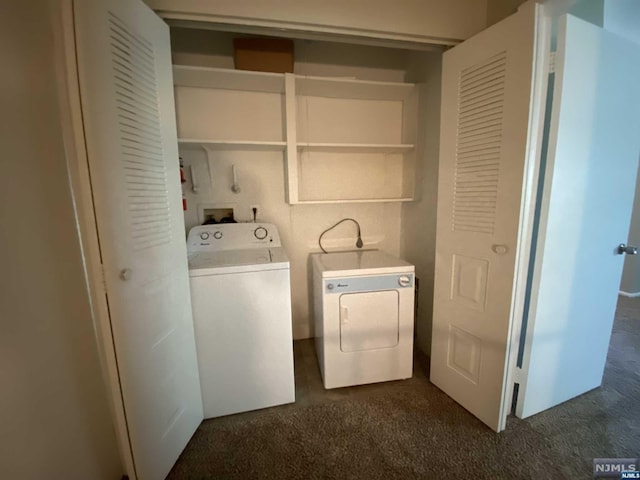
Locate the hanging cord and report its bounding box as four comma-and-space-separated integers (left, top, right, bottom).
318, 218, 364, 254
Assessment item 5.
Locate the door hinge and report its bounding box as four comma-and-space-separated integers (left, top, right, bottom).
549, 51, 556, 74
513, 366, 525, 384
100, 264, 108, 291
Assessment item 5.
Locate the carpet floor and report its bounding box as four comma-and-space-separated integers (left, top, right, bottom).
167, 296, 640, 479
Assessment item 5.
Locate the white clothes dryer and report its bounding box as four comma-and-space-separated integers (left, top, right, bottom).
312, 250, 415, 389
187, 223, 295, 418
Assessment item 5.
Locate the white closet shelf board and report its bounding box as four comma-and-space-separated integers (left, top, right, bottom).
296, 197, 414, 204
172, 67, 414, 100
173, 65, 285, 93
296, 75, 415, 101
297, 143, 414, 153
178, 139, 287, 151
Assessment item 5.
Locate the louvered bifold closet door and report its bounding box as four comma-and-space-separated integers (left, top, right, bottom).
452, 52, 506, 235
430, 3, 539, 432
109, 12, 173, 251
74, 1, 203, 479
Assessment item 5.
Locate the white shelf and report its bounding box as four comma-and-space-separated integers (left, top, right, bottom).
172, 65, 418, 204
173, 65, 285, 94
172, 65, 415, 99
297, 143, 414, 154
178, 139, 286, 151
296, 197, 414, 204
296, 75, 415, 101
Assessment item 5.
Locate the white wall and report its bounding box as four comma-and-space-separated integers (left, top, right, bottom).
570, 0, 604, 25
171, 29, 411, 81
486, 0, 527, 27
147, 0, 488, 45
0, 2, 122, 478
603, 0, 640, 45
400, 52, 442, 355
172, 29, 425, 338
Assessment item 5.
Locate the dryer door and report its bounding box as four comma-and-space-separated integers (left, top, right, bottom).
340, 290, 399, 352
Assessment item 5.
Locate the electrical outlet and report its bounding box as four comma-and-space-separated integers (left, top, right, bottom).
249, 205, 260, 222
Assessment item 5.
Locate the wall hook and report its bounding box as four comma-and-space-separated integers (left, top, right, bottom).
231, 164, 241, 194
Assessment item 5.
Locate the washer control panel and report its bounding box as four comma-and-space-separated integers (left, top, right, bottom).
187, 223, 282, 252
254, 226, 268, 240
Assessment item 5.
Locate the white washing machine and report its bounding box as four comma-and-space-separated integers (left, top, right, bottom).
312, 250, 415, 389
187, 223, 295, 418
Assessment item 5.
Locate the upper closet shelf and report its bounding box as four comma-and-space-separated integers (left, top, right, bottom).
178, 138, 286, 151
172, 65, 416, 100
295, 75, 415, 101
173, 65, 285, 93
297, 143, 414, 153
296, 197, 414, 204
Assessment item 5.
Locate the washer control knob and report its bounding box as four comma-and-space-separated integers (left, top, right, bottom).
398, 275, 411, 287
213, 231, 223, 240
199, 232, 210, 240
254, 227, 268, 240
327, 283, 334, 290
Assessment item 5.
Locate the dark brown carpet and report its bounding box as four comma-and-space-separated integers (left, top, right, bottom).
167, 296, 640, 479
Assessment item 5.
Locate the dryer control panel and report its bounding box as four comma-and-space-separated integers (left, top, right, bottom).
325, 274, 414, 294
187, 223, 282, 252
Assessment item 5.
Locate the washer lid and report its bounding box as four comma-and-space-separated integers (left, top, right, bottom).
189, 247, 289, 276
312, 250, 414, 278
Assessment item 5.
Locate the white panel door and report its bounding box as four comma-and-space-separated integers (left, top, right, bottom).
74, 1, 203, 479
430, 3, 539, 431
340, 290, 399, 352
516, 15, 640, 418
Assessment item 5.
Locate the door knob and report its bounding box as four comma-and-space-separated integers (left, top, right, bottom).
120, 268, 132, 281
618, 244, 638, 255
492, 244, 509, 255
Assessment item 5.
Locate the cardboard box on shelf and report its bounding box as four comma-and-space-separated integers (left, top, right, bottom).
233, 37, 294, 74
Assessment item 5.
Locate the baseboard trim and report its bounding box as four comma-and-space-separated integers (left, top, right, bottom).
619, 290, 640, 298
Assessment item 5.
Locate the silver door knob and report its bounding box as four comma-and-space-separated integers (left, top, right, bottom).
618, 244, 638, 255
120, 268, 132, 281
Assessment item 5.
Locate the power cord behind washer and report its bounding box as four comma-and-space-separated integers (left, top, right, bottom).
318, 218, 363, 254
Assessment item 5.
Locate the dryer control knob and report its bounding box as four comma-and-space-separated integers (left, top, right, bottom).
213, 231, 223, 240
199, 232, 210, 240
398, 275, 411, 287
327, 283, 334, 290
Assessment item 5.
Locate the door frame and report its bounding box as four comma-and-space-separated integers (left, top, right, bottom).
49, 1, 135, 477
49, 0, 553, 463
